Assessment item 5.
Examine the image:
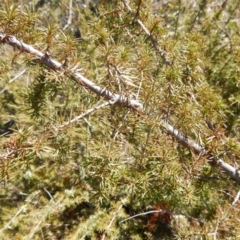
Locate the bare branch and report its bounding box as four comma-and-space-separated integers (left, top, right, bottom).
121, 2, 240, 183
0, 33, 240, 184
161, 119, 240, 183
0, 33, 143, 110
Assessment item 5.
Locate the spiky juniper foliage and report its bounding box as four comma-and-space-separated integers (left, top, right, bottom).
1, 0, 240, 239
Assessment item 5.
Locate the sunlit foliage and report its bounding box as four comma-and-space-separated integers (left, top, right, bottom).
0, 0, 240, 239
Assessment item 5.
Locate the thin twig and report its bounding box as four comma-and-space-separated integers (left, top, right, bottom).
119, 210, 163, 224
63, 0, 73, 30
58, 101, 111, 128
0, 69, 26, 94
210, 192, 240, 240
0, 191, 40, 234
122, 0, 171, 66
101, 204, 123, 240
43, 188, 55, 202
120, 208, 203, 228
232, 190, 240, 206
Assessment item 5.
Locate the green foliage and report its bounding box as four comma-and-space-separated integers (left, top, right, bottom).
1, 0, 240, 239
